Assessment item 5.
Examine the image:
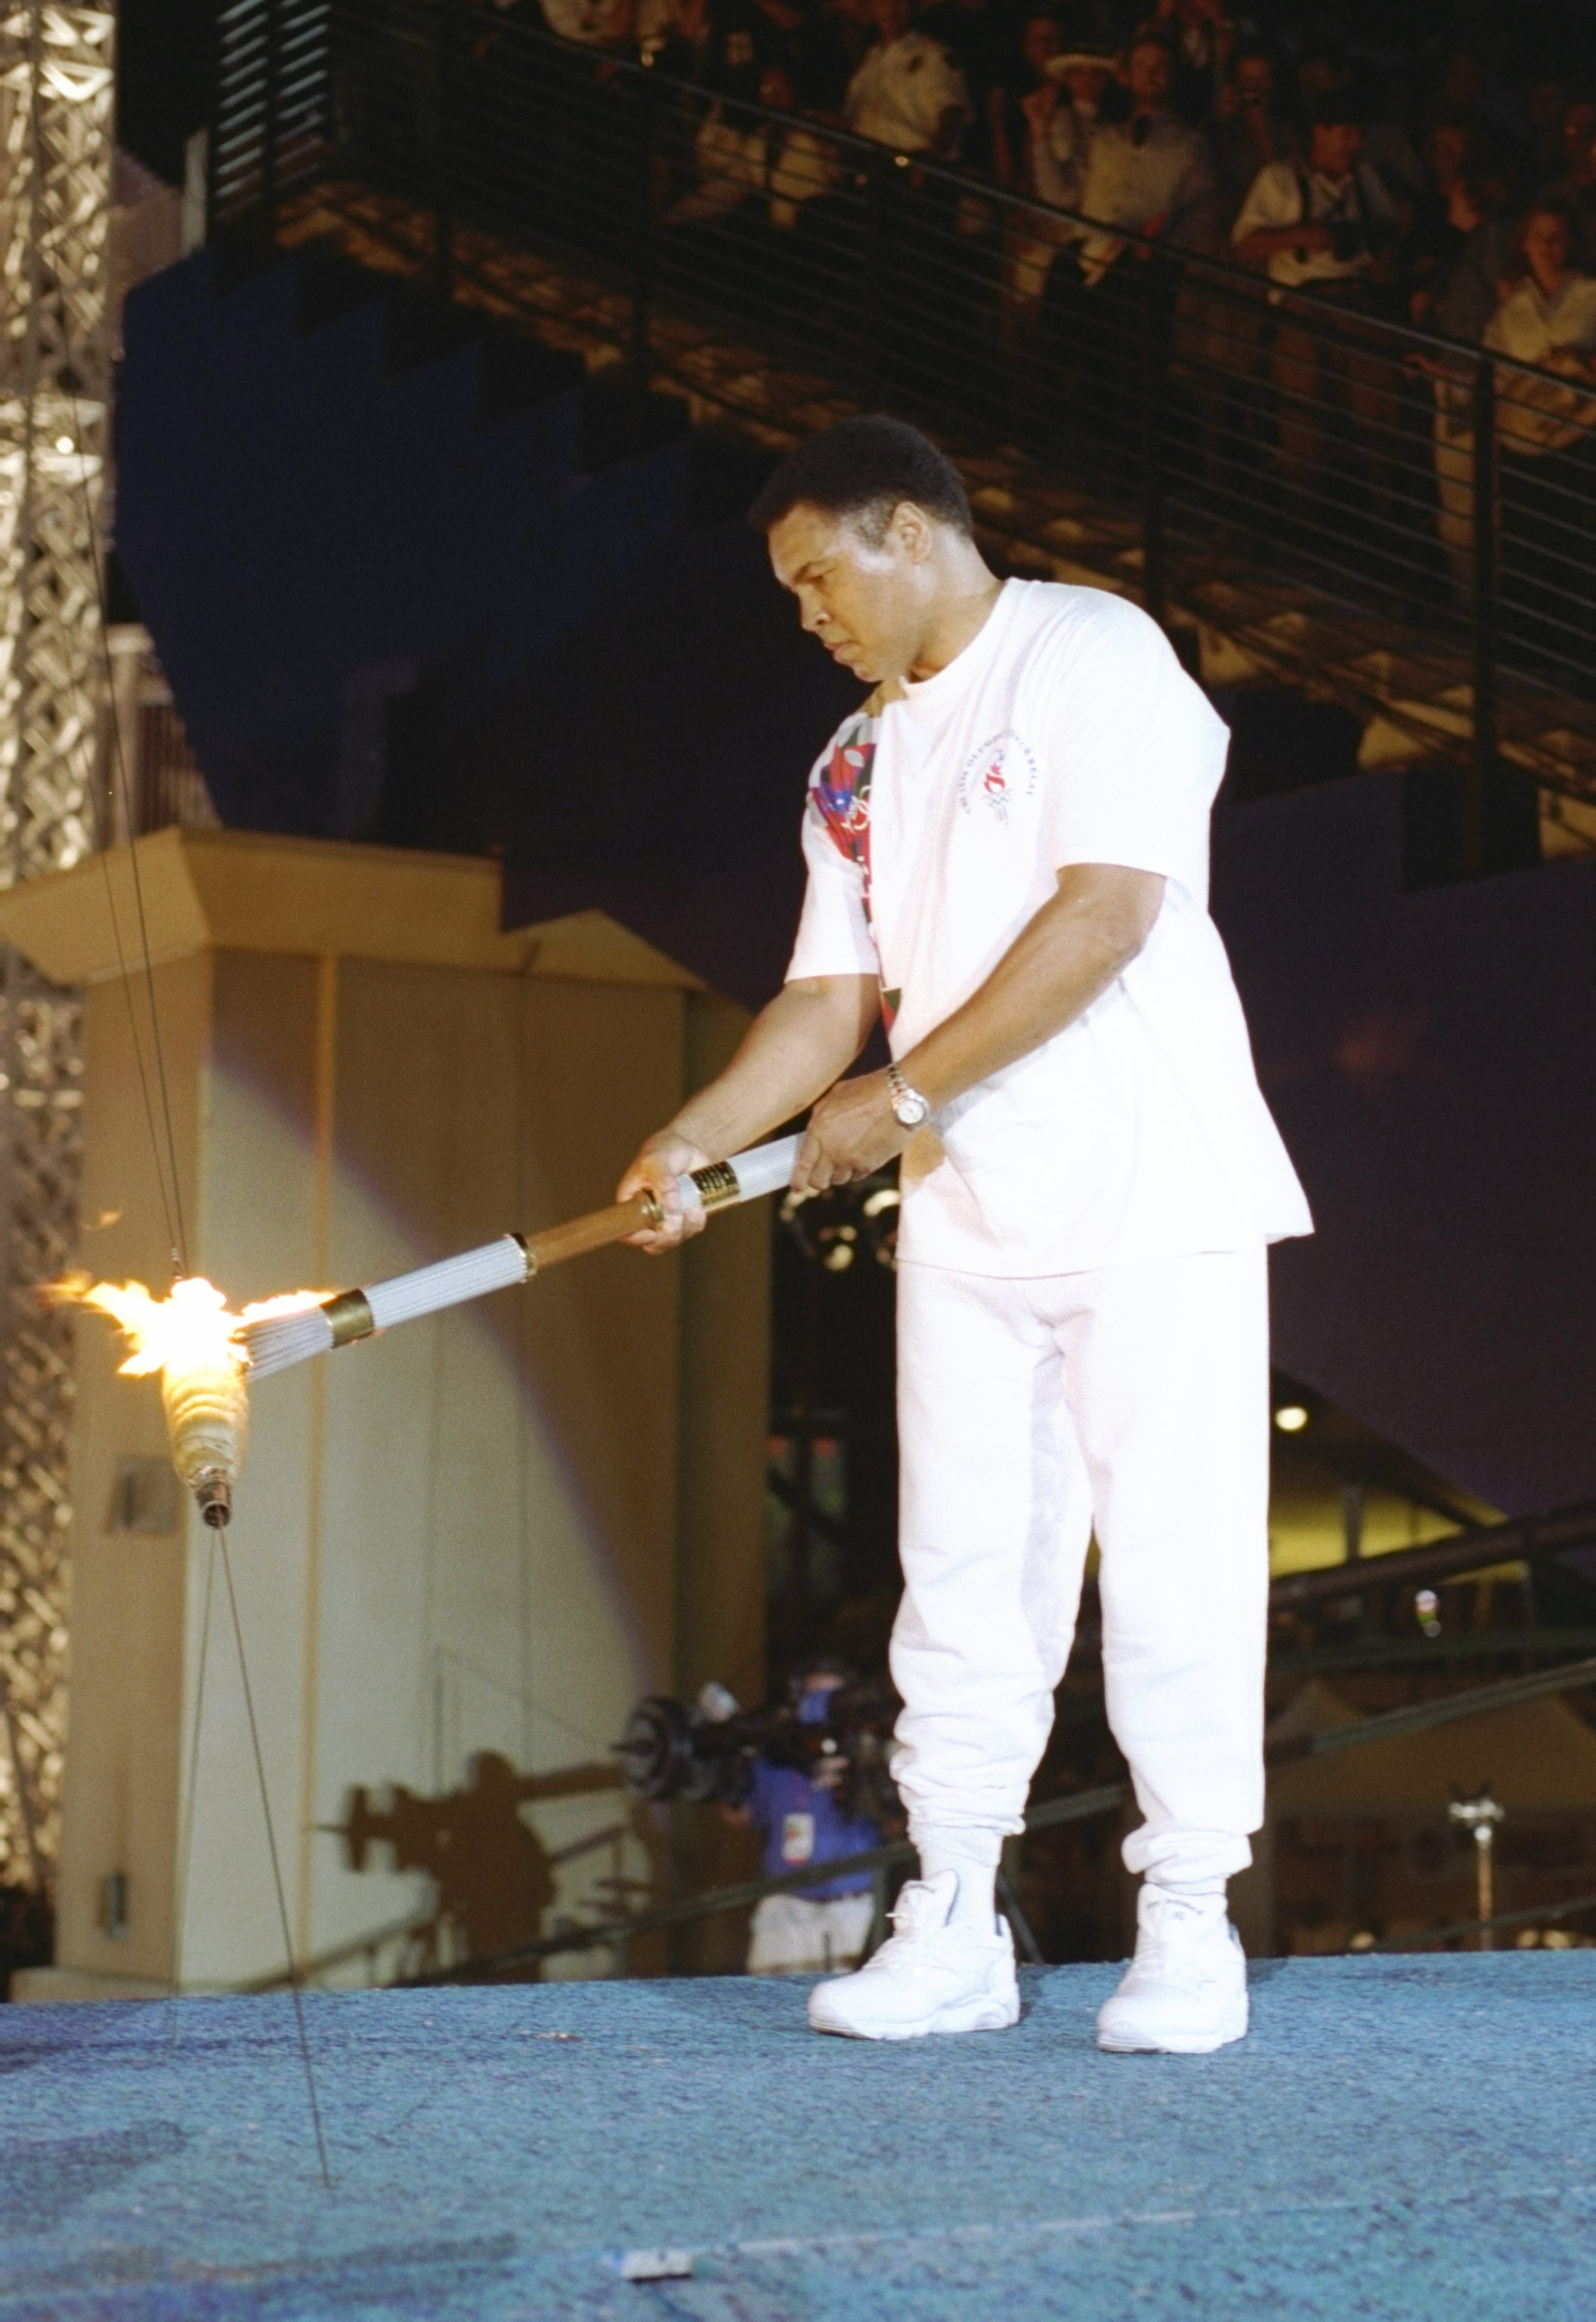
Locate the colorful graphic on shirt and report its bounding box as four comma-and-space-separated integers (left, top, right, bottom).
808, 707, 899, 1029
810, 709, 878, 912
958, 729, 1039, 824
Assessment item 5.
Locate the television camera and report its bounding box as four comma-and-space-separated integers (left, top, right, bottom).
617, 1674, 902, 1825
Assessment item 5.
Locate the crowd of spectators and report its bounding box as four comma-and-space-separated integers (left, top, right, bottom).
370, 0, 1596, 636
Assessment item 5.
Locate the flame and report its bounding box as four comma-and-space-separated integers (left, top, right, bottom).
50, 1274, 328, 1370
54, 1274, 245, 1376
49, 1274, 331, 1523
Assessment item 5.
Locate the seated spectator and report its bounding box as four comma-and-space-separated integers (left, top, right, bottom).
1073, 29, 1209, 281
844, 0, 968, 158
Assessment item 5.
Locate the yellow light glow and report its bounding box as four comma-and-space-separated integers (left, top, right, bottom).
51, 1276, 329, 1519
1273, 1404, 1310, 1433
53, 435, 73, 454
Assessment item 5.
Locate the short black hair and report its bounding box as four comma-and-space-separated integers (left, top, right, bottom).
747, 415, 973, 540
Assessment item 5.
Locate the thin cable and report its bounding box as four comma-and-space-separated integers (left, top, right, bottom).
66, 395, 190, 1277
32, 405, 184, 1268
218, 1528, 334, 2192
167, 1528, 217, 2043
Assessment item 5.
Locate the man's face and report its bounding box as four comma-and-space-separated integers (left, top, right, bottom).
871, 0, 911, 45
1235, 56, 1272, 110
1020, 14, 1059, 76
1430, 122, 1468, 185
1311, 119, 1360, 178
1523, 208, 1570, 282
1124, 40, 1170, 112
768, 501, 933, 684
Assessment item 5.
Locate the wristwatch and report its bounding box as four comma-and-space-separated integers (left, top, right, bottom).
886, 1063, 931, 1130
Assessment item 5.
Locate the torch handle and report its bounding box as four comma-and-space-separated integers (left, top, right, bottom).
523, 1194, 659, 1273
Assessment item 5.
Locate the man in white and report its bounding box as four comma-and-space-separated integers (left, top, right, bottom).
1073, 33, 1208, 283
1232, 95, 1402, 516
844, 0, 967, 159
619, 416, 1310, 2054
1230, 100, 1400, 294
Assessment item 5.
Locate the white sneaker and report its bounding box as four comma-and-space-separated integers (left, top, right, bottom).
806, 1872, 1019, 2042
1096, 1883, 1249, 2056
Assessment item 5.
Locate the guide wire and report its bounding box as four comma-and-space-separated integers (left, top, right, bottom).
167, 1527, 217, 2044
52, 416, 330, 2186
218, 1527, 334, 2192
66, 392, 188, 1277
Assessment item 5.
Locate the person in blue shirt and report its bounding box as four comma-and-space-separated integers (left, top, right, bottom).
727, 1661, 886, 1974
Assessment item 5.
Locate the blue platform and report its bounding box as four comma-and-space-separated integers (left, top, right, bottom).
2, 1955, 1593, 2320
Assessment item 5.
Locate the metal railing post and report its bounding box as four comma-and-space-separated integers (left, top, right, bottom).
434, 0, 459, 302
204, 2, 222, 241
261, 0, 281, 224
860, 153, 886, 404
1465, 351, 1499, 878
1140, 249, 1168, 632
629, 71, 658, 401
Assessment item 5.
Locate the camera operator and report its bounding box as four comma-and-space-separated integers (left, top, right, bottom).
1231, 92, 1404, 528
725, 1660, 887, 1975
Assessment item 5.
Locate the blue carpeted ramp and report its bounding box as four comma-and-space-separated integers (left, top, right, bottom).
2, 1956, 1593, 2320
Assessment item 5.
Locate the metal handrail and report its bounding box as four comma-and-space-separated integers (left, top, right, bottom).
1271, 1497, 1596, 1613
203, 0, 1596, 866
212, 3, 1596, 401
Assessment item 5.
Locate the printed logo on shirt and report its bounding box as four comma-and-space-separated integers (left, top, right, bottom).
958, 729, 1038, 824
781, 1812, 816, 1865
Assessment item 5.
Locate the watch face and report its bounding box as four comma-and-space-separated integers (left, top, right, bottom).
894, 1091, 929, 1128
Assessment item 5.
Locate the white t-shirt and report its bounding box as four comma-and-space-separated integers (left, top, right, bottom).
785, 580, 1312, 1276
1484, 273, 1596, 367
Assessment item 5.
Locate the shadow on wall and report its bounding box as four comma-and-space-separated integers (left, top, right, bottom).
327, 1753, 662, 1977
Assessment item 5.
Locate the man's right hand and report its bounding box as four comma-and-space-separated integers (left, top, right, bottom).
617, 1132, 714, 1255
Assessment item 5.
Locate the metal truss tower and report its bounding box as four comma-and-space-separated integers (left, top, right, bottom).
0, 2, 113, 1888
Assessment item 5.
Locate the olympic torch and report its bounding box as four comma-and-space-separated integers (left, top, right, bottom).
237, 1133, 803, 1382
57, 1134, 803, 1527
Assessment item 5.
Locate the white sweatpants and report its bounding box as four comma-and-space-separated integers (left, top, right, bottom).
890, 1248, 1270, 1887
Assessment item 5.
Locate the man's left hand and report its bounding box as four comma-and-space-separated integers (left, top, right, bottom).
793, 1070, 909, 1192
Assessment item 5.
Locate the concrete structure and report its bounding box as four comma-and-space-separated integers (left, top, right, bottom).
0, 831, 769, 1995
